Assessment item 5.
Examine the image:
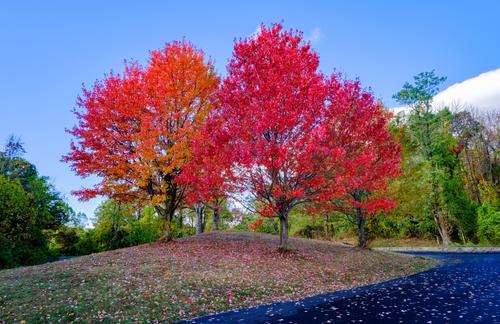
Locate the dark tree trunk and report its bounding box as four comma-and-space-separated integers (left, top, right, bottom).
155, 176, 182, 242
353, 190, 368, 248
178, 209, 183, 228
195, 203, 205, 235
213, 203, 221, 231
279, 215, 289, 251
162, 204, 177, 242
146, 174, 184, 242
357, 215, 367, 248
324, 214, 330, 239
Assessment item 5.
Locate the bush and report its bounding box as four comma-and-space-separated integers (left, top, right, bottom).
171, 222, 196, 238
290, 210, 330, 239
74, 230, 99, 255
93, 200, 134, 251
46, 202, 198, 258
477, 203, 500, 245
370, 212, 437, 240
234, 215, 279, 234
0, 234, 15, 269
293, 224, 325, 239
128, 211, 163, 245
53, 227, 81, 256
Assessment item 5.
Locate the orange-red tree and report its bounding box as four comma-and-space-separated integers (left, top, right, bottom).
64, 41, 219, 240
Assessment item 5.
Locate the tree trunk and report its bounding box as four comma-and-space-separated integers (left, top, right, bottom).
178, 209, 183, 228
430, 177, 452, 246
195, 203, 205, 235
279, 215, 289, 251
459, 228, 467, 245
213, 203, 220, 231
437, 210, 452, 245
154, 206, 174, 242
353, 190, 367, 248
324, 214, 330, 239
357, 216, 367, 248
163, 221, 173, 242
432, 201, 451, 246
147, 178, 177, 242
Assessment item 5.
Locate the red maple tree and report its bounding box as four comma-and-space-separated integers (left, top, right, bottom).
217, 24, 347, 250
318, 75, 401, 247
64, 41, 219, 240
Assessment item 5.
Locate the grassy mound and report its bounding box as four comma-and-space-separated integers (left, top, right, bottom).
0, 231, 434, 322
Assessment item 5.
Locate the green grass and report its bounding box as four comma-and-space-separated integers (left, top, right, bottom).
368, 237, 440, 248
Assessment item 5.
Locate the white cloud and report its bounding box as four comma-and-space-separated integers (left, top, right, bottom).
433, 68, 500, 111
307, 27, 323, 43
392, 68, 500, 114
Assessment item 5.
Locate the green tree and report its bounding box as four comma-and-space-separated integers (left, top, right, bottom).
394, 72, 478, 244
93, 200, 135, 251
385, 120, 436, 239
0, 137, 74, 268
0, 176, 38, 267
128, 206, 163, 245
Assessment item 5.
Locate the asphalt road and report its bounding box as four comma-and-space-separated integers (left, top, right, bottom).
180, 252, 500, 323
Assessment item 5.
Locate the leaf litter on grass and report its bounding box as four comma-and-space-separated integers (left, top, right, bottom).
0, 231, 435, 322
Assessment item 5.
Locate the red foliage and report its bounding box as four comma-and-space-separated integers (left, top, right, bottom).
64, 23, 401, 244
215, 24, 400, 237
216, 24, 335, 224
177, 115, 236, 208
63, 41, 219, 224
316, 75, 401, 217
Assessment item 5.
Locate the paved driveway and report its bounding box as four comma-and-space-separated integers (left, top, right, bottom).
180, 253, 500, 323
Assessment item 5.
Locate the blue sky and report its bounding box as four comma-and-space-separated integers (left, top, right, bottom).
1, 1, 499, 218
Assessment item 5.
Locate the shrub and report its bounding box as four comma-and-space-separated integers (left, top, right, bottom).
53, 227, 81, 256
477, 203, 500, 245
74, 230, 99, 255
128, 212, 163, 245
234, 215, 279, 234
0, 234, 15, 269
170, 222, 196, 238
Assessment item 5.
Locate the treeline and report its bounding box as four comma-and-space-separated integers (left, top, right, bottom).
386, 72, 499, 245
52, 199, 232, 258
386, 93, 499, 245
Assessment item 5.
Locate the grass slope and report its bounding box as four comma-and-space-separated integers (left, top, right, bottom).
0, 231, 435, 322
